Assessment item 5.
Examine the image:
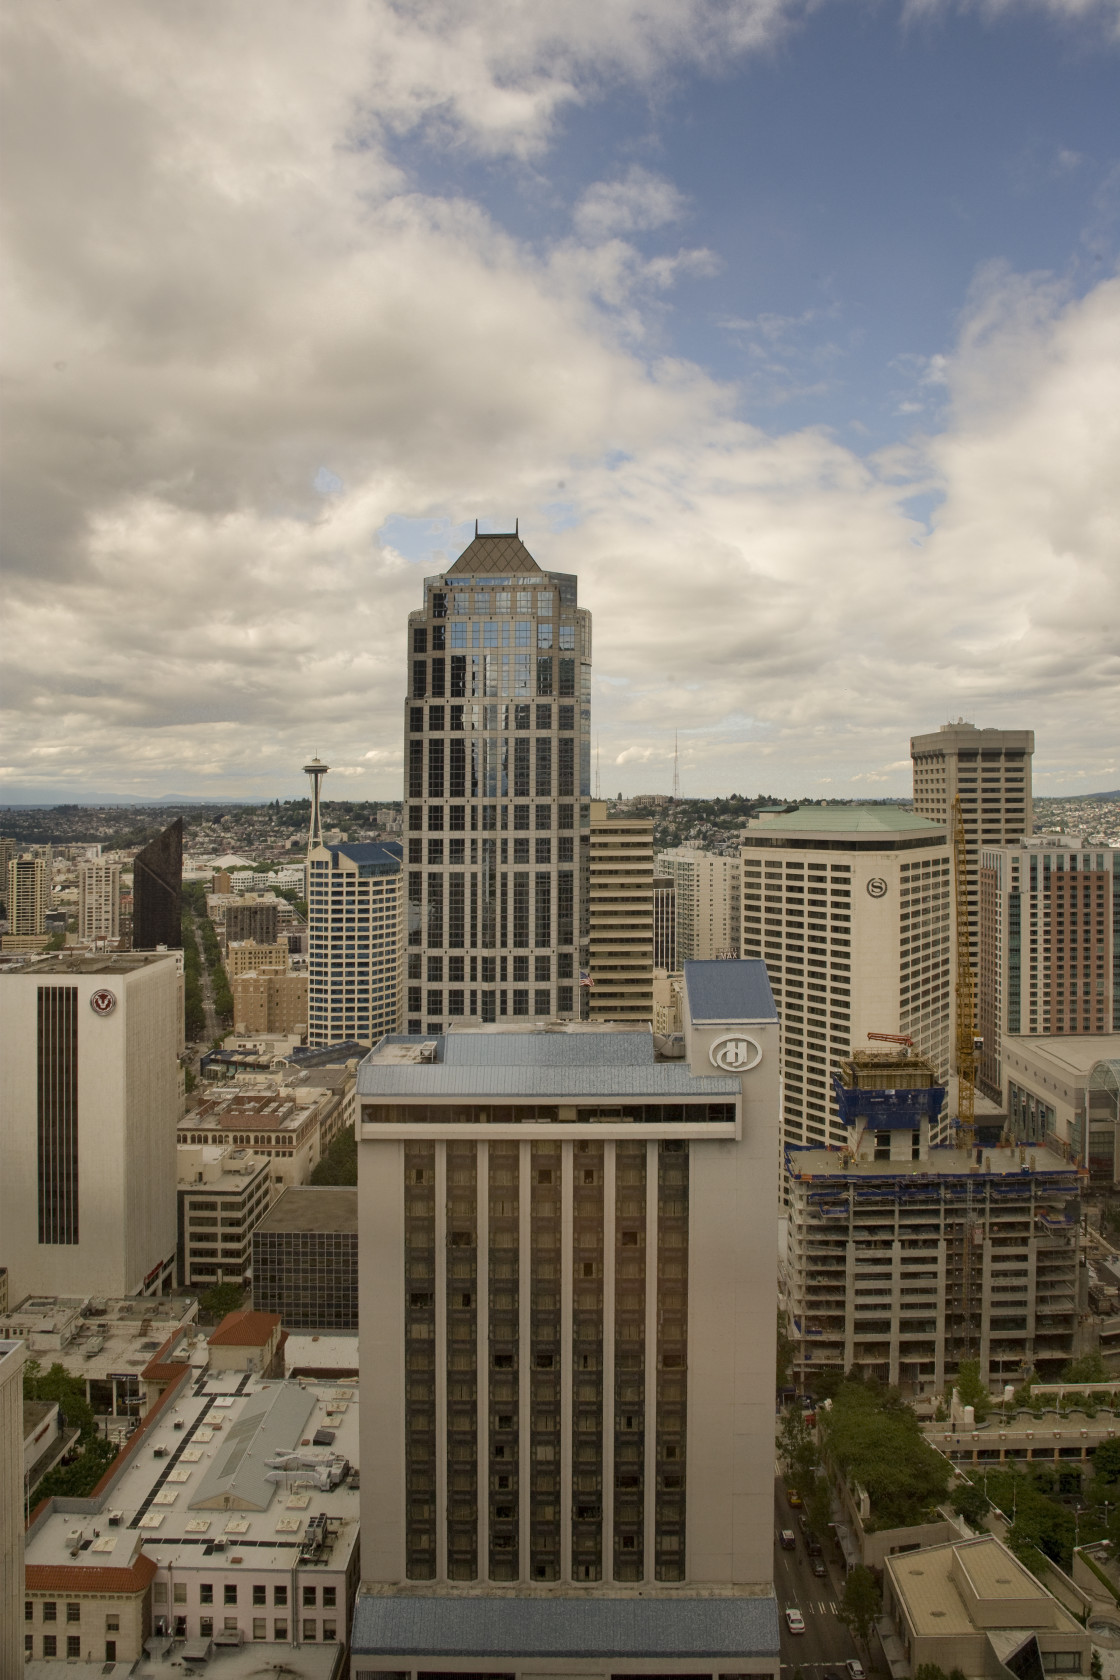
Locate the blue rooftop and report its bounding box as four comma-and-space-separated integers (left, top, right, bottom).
351, 1593, 780, 1659
329, 839, 402, 867
684, 959, 777, 1024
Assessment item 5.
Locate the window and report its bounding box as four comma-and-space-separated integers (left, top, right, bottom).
43, 1637, 57, 1658
225, 1584, 238, 1605
68, 1638, 82, 1659
43, 1603, 57, 1622
253, 1585, 267, 1605
304, 1619, 318, 1640
322, 1586, 337, 1608
323, 1620, 338, 1641
105, 1640, 117, 1662
274, 1585, 288, 1606
303, 1585, 317, 1606
253, 1619, 267, 1640
274, 1619, 288, 1638
200, 1583, 214, 1604
25, 1603, 32, 1622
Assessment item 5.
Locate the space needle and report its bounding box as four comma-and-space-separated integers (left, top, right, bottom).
303, 757, 329, 852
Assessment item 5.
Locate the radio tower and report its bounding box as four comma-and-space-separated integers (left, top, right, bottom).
672, 731, 680, 801
303, 756, 330, 852
595, 736, 601, 800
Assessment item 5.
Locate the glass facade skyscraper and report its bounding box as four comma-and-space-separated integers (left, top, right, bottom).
402, 529, 592, 1033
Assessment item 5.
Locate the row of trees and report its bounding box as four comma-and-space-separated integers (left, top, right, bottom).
24, 1360, 118, 1501
182, 907, 206, 1039
310, 1124, 357, 1186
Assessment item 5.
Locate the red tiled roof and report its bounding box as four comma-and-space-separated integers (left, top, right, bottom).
27, 1554, 157, 1594
209, 1309, 280, 1347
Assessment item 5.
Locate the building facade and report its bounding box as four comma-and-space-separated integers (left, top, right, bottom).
0, 953, 180, 1303
402, 529, 592, 1035
78, 860, 121, 943
656, 849, 740, 961
351, 962, 781, 1680
252, 1186, 359, 1332
307, 840, 404, 1049
131, 817, 182, 950
8, 852, 50, 935
1001, 1032, 1120, 1180
1, 1338, 23, 1678
176, 1145, 274, 1288
225, 901, 281, 946
232, 969, 309, 1036
653, 875, 676, 971
586, 802, 653, 1021
741, 807, 952, 1152
978, 836, 1118, 1101
911, 722, 1033, 960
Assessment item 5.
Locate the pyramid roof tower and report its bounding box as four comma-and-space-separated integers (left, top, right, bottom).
445, 526, 543, 577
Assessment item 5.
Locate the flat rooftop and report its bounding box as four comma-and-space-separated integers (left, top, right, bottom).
24, 1647, 342, 1680
1003, 1033, 1120, 1082
3, 951, 179, 975
24, 1369, 359, 1578
257, 1186, 358, 1235
887, 1534, 1077, 1638
0, 1295, 199, 1385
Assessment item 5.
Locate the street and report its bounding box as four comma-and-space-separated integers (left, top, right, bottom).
773, 1477, 870, 1676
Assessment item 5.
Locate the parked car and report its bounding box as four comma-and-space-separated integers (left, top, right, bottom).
779, 1529, 797, 1551
785, 1608, 806, 1635
846, 1662, 866, 1679
786, 1486, 803, 1508
811, 1555, 827, 1577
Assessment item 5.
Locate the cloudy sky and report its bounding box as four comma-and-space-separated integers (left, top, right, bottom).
3, 0, 1118, 805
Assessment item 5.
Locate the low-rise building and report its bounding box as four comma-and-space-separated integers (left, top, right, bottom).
882, 1533, 1089, 1680
206, 1308, 284, 1377
179, 1083, 347, 1190
22, 1349, 360, 1659
1002, 1033, 1120, 1180
928, 1406, 1120, 1470
252, 1188, 358, 1332
176, 1146, 274, 1289
226, 938, 289, 978
0, 1294, 198, 1417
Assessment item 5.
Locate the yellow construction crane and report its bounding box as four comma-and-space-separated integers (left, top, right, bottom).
952, 794, 978, 1151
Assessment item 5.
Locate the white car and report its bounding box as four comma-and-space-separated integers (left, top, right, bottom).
785, 1608, 806, 1635
846, 1662, 865, 1679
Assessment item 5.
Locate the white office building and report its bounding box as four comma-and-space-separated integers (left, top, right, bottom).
306, 839, 404, 1048
77, 859, 121, 942
0, 952, 180, 1302
741, 806, 952, 1151
351, 962, 781, 1679
655, 849, 740, 961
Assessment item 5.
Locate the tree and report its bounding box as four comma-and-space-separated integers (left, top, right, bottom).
1061, 1353, 1106, 1385
914, 1666, 949, 1680
838, 1565, 881, 1649
35, 1434, 117, 1501
1091, 1437, 1120, 1487
807, 1470, 834, 1538
952, 1358, 991, 1421
311, 1125, 357, 1186
778, 1404, 819, 1500
777, 1312, 794, 1391
200, 1283, 244, 1320
820, 1379, 951, 1530
951, 1482, 991, 1527
24, 1359, 95, 1439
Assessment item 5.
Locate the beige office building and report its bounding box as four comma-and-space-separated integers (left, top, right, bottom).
978, 835, 1118, 1103
226, 938, 289, 978
78, 859, 121, 942
232, 968, 309, 1035
351, 962, 781, 1677
587, 801, 653, 1021
308, 839, 404, 1047
0, 953, 180, 1303
741, 807, 952, 1151
911, 721, 1033, 960
8, 852, 50, 935
656, 849, 740, 961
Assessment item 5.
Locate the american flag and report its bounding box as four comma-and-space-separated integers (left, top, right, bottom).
579, 969, 595, 989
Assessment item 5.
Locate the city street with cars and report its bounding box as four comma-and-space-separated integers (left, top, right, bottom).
773, 1476, 872, 1677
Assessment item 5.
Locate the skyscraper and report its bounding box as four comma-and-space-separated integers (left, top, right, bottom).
306, 838, 404, 1047
586, 801, 654, 1021
7, 853, 50, 935
78, 859, 121, 942
911, 721, 1034, 960
978, 834, 1119, 1101
403, 528, 591, 1034
352, 961, 781, 1675
131, 816, 183, 949
655, 849, 740, 960
740, 807, 953, 1152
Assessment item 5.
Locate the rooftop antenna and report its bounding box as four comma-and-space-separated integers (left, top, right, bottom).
672, 731, 680, 801
303, 757, 329, 852
595, 736, 601, 800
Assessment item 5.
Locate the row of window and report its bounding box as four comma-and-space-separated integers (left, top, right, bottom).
410, 702, 576, 732
410, 803, 576, 833
412, 655, 576, 700
409, 952, 563, 982
157, 1581, 335, 1605
410, 836, 574, 865
409, 736, 577, 799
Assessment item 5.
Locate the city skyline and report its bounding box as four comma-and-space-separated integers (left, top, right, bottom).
2, 4, 1118, 806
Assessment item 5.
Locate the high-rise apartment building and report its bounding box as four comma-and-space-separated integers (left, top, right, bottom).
655, 849, 740, 960
352, 962, 780, 1677
78, 858, 121, 942
131, 816, 183, 949
586, 801, 653, 1021
403, 528, 592, 1034
307, 838, 404, 1047
7, 852, 50, 935
911, 722, 1033, 959
741, 807, 952, 1151
224, 899, 280, 945
0, 952, 180, 1302
978, 836, 1119, 1102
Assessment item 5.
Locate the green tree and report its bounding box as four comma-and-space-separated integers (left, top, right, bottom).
311, 1126, 357, 1186
778, 1405, 819, 1500
951, 1482, 991, 1527
777, 1313, 794, 1390
952, 1358, 991, 1421
807, 1470, 833, 1538
35, 1434, 117, 1501
838, 1565, 881, 1648
820, 1380, 951, 1530
1061, 1353, 1106, 1385
914, 1666, 949, 1680
1091, 1438, 1120, 1486
200, 1283, 244, 1320
24, 1360, 95, 1439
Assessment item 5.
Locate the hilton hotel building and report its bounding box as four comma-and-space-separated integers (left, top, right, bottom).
402, 528, 591, 1036
351, 962, 781, 1679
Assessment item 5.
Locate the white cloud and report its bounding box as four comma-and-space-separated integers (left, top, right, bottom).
2, 2, 1118, 802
